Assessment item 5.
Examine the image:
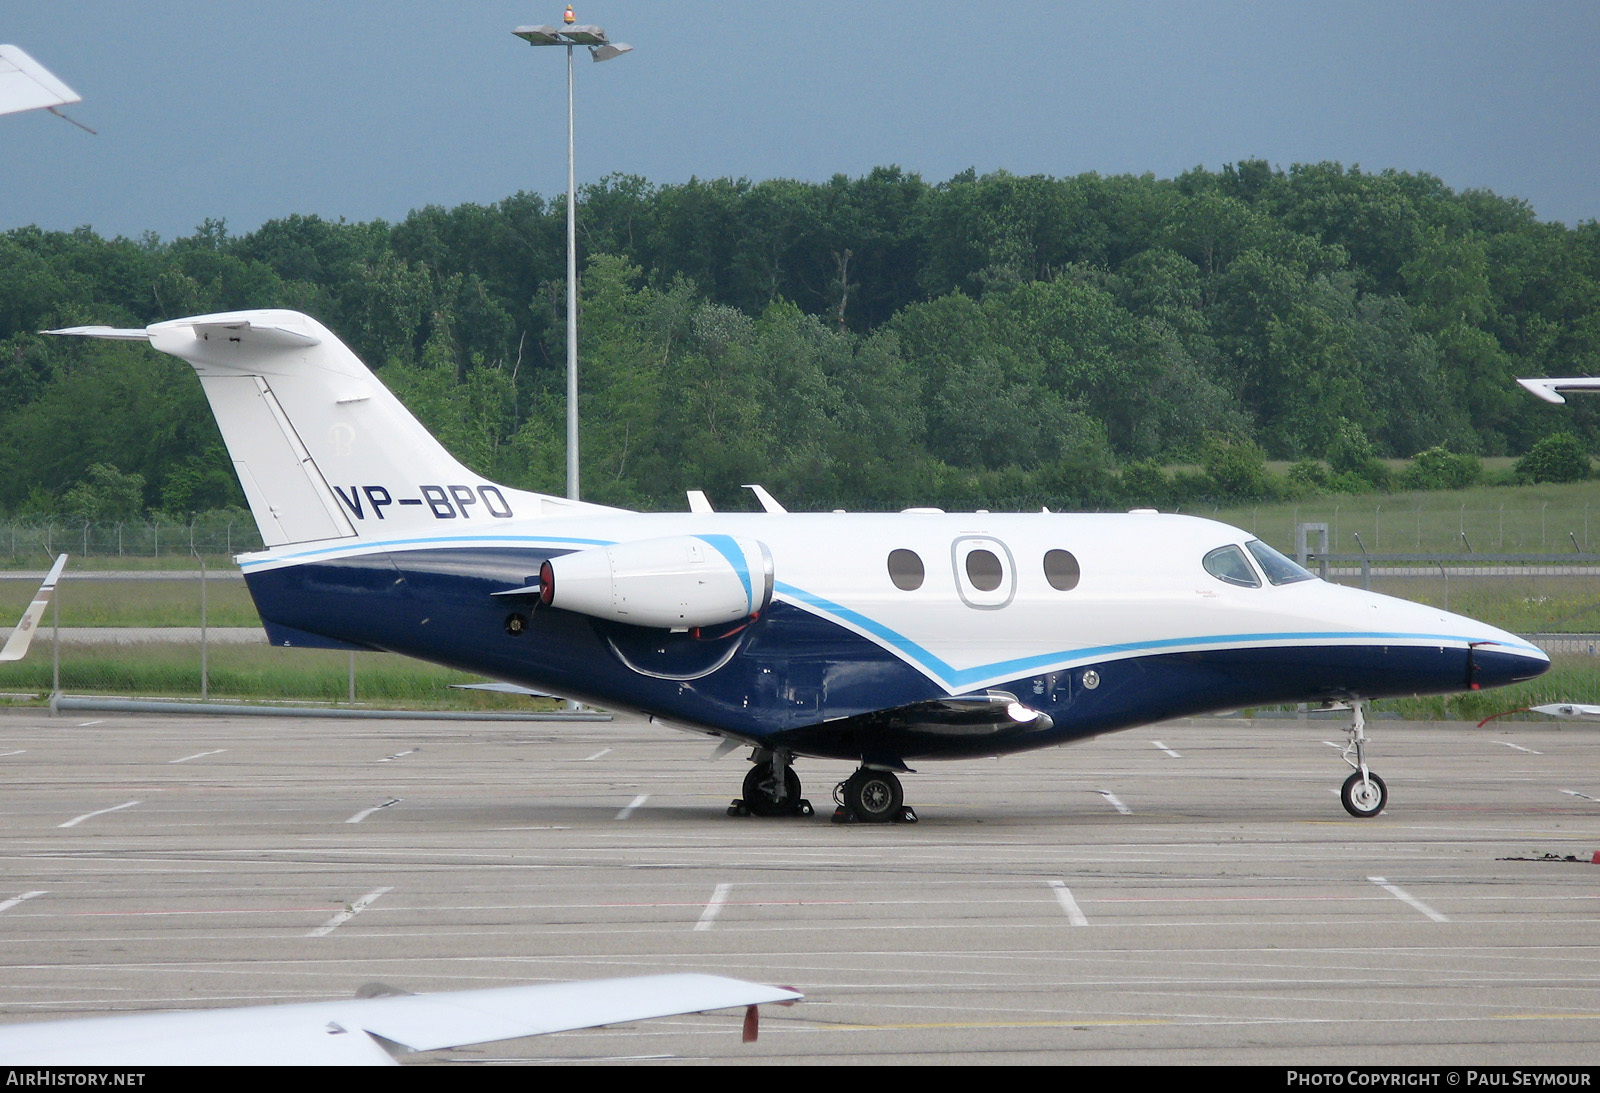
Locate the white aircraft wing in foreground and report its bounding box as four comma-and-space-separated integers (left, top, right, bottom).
0, 45, 91, 131
0, 974, 801, 1066
1516, 377, 1600, 404
1527, 703, 1600, 721
0, 553, 66, 662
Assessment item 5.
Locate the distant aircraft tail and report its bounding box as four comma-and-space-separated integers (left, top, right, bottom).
48, 311, 615, 549
0, 553, 66, 662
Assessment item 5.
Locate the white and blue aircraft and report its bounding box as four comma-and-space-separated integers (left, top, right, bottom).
49, 311, 1549, 821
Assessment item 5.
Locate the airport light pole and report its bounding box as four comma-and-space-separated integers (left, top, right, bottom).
513, 7, 633, 502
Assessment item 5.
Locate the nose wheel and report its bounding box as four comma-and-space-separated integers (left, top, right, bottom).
730, 749, 813, 817
1341, 769, 1388, 817
1338, 700, 1387, 818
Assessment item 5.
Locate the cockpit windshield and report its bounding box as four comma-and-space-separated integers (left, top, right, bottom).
1203, 544, 1260, 588
1245, 540, 1317, 585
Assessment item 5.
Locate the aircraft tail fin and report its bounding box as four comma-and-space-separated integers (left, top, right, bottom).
0, 554, 66, 662
48, 311, 616, 550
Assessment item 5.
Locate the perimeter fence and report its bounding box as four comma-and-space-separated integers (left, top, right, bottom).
0, 518, 264, 564
0, 567, 536, 712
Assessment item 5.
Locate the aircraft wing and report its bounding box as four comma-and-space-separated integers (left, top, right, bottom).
1517, 377, 1600, 404
1527, 702, 1600, 721
0, 974, 801, 1066
0, 45, 80, 117
451, 680, 555, 698
0, 554, 66, 662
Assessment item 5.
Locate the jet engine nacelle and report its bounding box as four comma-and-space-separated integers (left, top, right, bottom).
539, 535, 774, 629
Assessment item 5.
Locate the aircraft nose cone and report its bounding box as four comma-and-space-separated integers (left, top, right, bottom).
1470, 641, 1551, 690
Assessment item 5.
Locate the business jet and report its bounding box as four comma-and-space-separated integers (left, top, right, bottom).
0, 974, 800, 1065
47, 312, 1549, 821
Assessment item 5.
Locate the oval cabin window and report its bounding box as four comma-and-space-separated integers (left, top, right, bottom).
1043, 549, 1080, 591
965, 549, 1004, 592
888, 548, 925, 591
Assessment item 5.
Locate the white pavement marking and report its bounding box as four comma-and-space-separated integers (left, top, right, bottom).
1097, 790, 1131, 815
1152, 741, 1182, 758
58, 800, 140, 829
1495, 740, 1542, 754
168, 749, 226, 764
345, 797, 401, 823
76, 720, 103, 727
1047, 880, 1089, 925
0, 749, 23, 757
307, 887, 393, 937
1561, 790, 1600, 802
0, 891, 44, 914
694, 883, 732, 931
582, 748, 612, 761
378, 749, 417, 762
616, 794, 648, 820
1368, 876, 1449, 922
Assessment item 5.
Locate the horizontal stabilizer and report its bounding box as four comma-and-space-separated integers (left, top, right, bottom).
44, 325, 149, 340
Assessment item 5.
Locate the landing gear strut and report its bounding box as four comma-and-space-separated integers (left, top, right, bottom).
729, 748, 813, 818
1338, 700, 1388, 818
832, 767, 917, 824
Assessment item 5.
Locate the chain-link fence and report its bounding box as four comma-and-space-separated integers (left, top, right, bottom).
0, 568, 534, 711
1, 519, 265, 564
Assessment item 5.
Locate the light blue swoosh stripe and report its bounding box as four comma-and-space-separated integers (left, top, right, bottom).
695, 534, 753, 612
240, 534, 615, 568
773, 581, 1545, 690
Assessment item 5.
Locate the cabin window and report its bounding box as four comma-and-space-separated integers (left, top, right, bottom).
1043, 549, 1080, 591
888, 548, 925, 591
965, 549, 1004, 592
1246, 540, 1316, 585
950, 536, 1016, 609
1203, 544, 1261, 588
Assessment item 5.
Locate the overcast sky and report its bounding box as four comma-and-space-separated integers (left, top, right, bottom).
5, 1, 1599, 241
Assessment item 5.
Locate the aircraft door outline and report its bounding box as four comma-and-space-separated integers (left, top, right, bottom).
950, 536, 1015, 610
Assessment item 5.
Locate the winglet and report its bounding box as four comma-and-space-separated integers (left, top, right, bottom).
0, 554, 67, 662
741, 484, 787, 514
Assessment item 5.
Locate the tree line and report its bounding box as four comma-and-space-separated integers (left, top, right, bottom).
2, 160, 1597, 518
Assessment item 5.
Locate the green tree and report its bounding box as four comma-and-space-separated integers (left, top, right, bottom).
1515, 433, 1591, 484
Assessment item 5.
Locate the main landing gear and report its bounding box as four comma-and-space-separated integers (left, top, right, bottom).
727, 751, 918, 823
832, 768, 917, 824
729, 749, 814, 818
1338, 700, 1388, 818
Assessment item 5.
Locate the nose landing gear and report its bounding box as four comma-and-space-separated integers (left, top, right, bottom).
729, 749, 814, 817
1338, 700, 1388, 818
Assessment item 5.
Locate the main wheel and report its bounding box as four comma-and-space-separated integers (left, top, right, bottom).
844, 769, 903, 823
1340, 770, 1387, 817
742, 765, 802, 817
